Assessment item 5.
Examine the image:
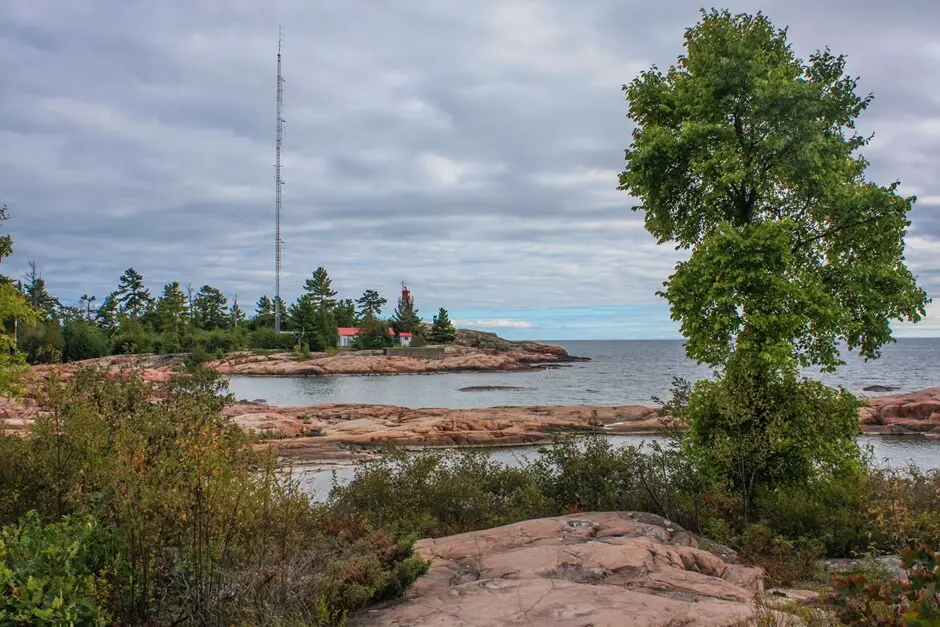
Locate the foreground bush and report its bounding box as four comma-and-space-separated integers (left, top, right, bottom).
0, 512, 114, 626
0, 366, 425, 625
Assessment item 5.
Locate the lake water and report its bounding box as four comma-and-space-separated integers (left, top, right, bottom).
229, 338, 940, 408
296, 435, 940, 502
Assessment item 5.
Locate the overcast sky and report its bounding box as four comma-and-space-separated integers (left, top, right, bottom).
1, 0, 937, 339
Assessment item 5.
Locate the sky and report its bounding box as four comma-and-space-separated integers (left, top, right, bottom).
0, 0, 937, 340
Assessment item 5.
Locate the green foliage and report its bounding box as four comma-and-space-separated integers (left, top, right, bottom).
334, 298, 357, 328
305, 267, 337, 309
61, 319, 109, 362
114, 268, 152, 319
0, 511, 114, 626
429, 307, 456, 344
17, 319, 64, 364
94, 294, 119, 332
109, 317, 153, 355
391, 293, 421, 336
683, 351, 862, 523
827, 545, 940, 626
254, 295, 274, 328
193, 284, 228, 330
153, 281, 188, 335
248, 327, 297, 351
619, 9, 928, 372
356, 290, 387, 321
314, 305, 339, 351
352, 318, 393, 350
0, 368, 425, 624
330, 450, 552, 537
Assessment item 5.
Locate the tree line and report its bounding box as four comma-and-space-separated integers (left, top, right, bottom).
7, 263, 457, 363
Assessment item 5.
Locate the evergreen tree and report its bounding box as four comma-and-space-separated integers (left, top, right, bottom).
96, 293, 120, 332
254, 295, 274, 328
353, 317, 393, 350
334, 298, 357, 327
356, 290, 387, 321
314, 306, 339, 351
288, 295, 317, 335
23, 262, 59, 320
192, 285, 228, 330
115, 267, 153, 319
391, 291, 422, 335
429, 307, 457, 344
78, 294, 97, 321
230, 296, 246, 328
304, 267, 337, 309
153, 282, 188, 335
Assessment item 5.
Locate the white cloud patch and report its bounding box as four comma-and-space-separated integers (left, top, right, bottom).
0, 0, 936, 338
457, 319, 536, 330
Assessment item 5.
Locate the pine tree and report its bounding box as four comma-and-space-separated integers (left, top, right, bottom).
254, 295, 274, 327
192, 285, 228, 330
230, 296, 246, 328
391, 292, 422, 335
115, 267, 153, 319
96, 293, 120, 332
335, 298, 357, 327
304, 267, 338, 309
272, 296, 288, 326
154, 282, 188, 335
23, 262, 59, 320
430, 307, 457, 344
356, 290, 387, 321
288, 295, 317, 335
314, 305, 338, 351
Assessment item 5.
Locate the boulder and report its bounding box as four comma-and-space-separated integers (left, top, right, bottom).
352, 512, 766, 626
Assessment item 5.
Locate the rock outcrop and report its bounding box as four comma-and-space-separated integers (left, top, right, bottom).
225, 402, 663, 460
860, 386, 940, 435
352, 512, 767, 626
207, 347, 567, 377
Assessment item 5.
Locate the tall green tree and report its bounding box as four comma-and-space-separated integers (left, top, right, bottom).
619, 9, 929, 502
335, 298, 357, 327
114, 268, 153, 319
288, 295, 317, 336
391, 292, 422, 335
153, 282, 188, 335
0, 205, 38, 393
23, 262, 59, 320
356, 290, 387, 321
314, 306, 339, 350
304, 267, 337, 309
429, 307, 456, 344
620, 9, 928, 373
192, 285, 228, 330
254, 295, 274, 328
96, 293, 120, 333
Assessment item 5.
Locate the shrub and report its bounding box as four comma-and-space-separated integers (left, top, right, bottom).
248, 328, 296, 351
0, 511, 115, 626
0, 366, 424, 625
61, 320, 109, 362
827, 545, 940, 625
330, 450, 552, 537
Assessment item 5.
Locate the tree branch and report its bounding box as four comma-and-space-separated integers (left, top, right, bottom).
791, 215, 881, 252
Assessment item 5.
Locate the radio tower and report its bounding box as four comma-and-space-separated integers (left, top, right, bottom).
274, 27, 285, 332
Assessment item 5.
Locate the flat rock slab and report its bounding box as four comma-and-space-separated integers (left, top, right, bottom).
352, 512, 764, 626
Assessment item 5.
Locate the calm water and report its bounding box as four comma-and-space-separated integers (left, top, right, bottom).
229, 338, 940, 408
297, 435, 940, 501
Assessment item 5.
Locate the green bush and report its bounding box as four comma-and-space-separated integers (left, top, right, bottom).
61, 320, 109, 362
248, 327, 297, 350
330, 450, 553, 537
0, 511, 114, 626
0, 367, 425, 625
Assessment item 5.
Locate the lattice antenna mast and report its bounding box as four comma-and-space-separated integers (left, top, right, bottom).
274, 27, 285, 332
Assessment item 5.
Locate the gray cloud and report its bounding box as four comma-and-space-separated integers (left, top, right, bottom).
0, 0, 937, 334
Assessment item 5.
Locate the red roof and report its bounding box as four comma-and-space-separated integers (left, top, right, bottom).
400, 332, 413, 338
337, 327, 359, 336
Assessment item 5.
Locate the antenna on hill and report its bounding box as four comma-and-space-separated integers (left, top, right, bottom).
274, 26, 285, 332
